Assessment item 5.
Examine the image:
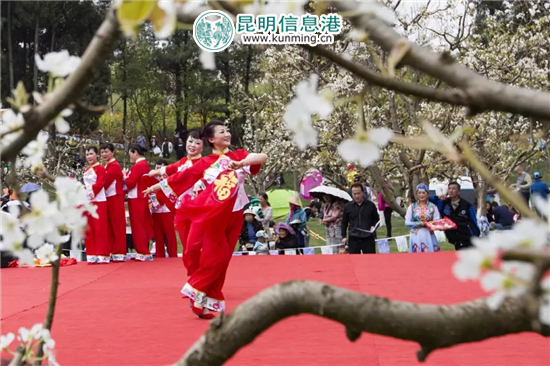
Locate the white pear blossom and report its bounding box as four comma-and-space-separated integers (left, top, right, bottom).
21, 191, 62, 243
283, 74, 333, 150
14, 248, 35, 267
21, 131, 49, 170
153, 0, 177, 39
452, 239, 499, 281
540, 277, 550, 325
338, 128, 393, 167
0, 332, 15, 350
533, 196, 549, 220
1, 208, 25, 251
54, 109, 72, 134
0, 109, 25, 149
199, 50, 216, 70
35, 244, 59, 264
496, 219, 549, 250
35, 50, 81, 78
18, 324, 43, 343
481, 261, 535, 310
244, 0, 308, 16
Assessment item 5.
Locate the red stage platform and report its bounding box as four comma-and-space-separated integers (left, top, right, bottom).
1, 252, 548, 365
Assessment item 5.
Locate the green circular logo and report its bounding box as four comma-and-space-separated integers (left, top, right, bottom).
193, 10, 235, 52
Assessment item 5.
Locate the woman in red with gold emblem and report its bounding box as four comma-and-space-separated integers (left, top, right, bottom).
147, 130, 204, 266
145, 120, 267, 319
83, 146, 110, 264
100, 143, 127, 262
125, 144, 154, 261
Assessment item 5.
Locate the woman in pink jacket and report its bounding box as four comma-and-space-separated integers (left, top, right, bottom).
377, 184, 393, 238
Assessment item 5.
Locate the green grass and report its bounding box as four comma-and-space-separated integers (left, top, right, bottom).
306, 215, 455, 253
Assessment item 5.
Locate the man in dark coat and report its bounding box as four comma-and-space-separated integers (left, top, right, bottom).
341, 183, 380, 254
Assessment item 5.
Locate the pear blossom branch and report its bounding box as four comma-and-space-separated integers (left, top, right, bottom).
368, 165, 406, 217
8, 346, 25, 366
303, 45, 470, 107
1, 9, 121, 162
330, 1, 550, 121
458, 141, 538, 220
33, 244, 63, 365
175, 281, 550, 366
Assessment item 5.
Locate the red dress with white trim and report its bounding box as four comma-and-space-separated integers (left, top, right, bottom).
83, 163, 110, 264
160, 149, 262, 313
104, 159, 127, 262
125, 158, 154, 261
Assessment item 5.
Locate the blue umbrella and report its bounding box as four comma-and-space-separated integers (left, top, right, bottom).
20, 183, 41, 193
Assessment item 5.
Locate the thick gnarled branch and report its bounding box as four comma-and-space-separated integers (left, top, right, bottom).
175, 281, 549, 366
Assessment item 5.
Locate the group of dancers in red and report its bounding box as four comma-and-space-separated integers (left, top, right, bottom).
83, 120, 267, 319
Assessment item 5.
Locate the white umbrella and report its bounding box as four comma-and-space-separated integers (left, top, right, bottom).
309, 186, 352, 202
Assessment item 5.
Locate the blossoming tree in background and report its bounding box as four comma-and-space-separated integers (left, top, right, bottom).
1, 1, 550, 365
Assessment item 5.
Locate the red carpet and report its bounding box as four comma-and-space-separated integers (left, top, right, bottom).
1, 252, 548, 365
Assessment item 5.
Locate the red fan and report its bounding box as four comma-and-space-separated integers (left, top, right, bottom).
426, 217, 457, 231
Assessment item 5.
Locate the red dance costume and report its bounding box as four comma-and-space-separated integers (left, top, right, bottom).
104, 159, 127, 262
148, 176, 178, 258
83, 164, 110, 264
160, 149, 261, 312
125, 158, 154, 261
159, 156, 202, 272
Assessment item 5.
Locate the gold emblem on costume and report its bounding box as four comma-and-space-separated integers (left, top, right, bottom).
213, 171, 238, 201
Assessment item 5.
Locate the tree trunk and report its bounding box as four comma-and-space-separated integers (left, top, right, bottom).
7, 2, 15, 92
122, 39, 127, 138
175, 67, 183, 129
244, 45, 252, 95
162, 97, 167, 137
33, 15, 40, 97
182, 31, 189, 130
474, 175, 489, 216
224, 49, 230, 119
293, 171, 300, 193
50, 29, 55, 52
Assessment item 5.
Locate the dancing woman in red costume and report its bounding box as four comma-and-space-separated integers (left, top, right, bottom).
83, 146, 110, 264
148, 130, 204, 267
125, 144, 154, 262
145, 121, 267, 319
100, 143, 127, 262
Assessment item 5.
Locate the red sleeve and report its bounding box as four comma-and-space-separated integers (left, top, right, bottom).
125, 163, 143, 190
235, 149, 262, 176
92, 165, 106, 196
165, 158, 186, 177
160, 157, 212, 198
104, 163, 119, 189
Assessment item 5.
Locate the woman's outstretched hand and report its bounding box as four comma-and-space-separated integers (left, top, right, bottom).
143, 184, 160, 196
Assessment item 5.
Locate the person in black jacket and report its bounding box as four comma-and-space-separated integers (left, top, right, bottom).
341, 183, 380, 254
429, 181, 480, 250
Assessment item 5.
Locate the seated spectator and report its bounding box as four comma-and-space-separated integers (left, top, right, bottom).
491, 202, 515, 230
239, 209, 263, 252
253, 230, 270, 255
274, 223, 298, 254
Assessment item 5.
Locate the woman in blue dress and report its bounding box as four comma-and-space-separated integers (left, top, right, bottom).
405, 184, 441, 252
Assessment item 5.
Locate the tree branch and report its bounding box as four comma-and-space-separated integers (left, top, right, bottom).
1, 9, 121, 162
304, 45, 471, 107
174, 281, 549, 366
331, 2, 550, 120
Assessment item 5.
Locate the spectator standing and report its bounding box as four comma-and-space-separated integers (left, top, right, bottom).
161, 138, 173, 159
321, 195, 345, 253
175, 137, 186, 160
530, 172, 549, 218
137, 133, 146, 149
285, 196, 307, 248
510, 165, 532, 208
258, 192, 273, 232
149, 136, 159, 157
429, 182, 480, 250
377, 183, 393, 237
341, 183, 380, 254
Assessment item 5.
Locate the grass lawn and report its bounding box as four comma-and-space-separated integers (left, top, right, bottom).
306, 215, 455, 253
